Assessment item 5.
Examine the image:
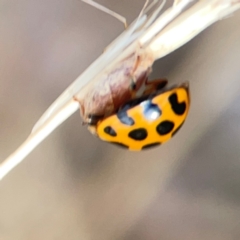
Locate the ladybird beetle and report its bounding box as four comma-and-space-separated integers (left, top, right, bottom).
93, 81, 190, 151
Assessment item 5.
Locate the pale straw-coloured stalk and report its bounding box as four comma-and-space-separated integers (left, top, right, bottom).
0, 0, 239, 181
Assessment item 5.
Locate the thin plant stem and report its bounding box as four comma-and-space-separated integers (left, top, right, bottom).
0, 100, 79, 180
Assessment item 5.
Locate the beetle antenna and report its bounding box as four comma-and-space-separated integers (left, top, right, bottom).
81, 0, 128, 28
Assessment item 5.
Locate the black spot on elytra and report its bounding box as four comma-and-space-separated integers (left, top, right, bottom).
156, 121, 174, 135
104, 126, 117, 137
110, 142, 129, 149
169, 93, 186, 115
117, 111, 135, 126
128, 128, 148, 141
142, 142, 161, 150
172, 122, 184, 137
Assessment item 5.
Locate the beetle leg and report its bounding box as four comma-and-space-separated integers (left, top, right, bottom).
131, 77, 168, 99
142, 78, 168, 95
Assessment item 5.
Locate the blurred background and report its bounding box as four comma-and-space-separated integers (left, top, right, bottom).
1, 0, 240, 239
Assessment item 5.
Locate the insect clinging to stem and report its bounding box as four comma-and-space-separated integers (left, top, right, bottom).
70, 0, 190, 150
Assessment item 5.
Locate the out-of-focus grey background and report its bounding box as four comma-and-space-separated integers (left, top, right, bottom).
1, 0, 240, 239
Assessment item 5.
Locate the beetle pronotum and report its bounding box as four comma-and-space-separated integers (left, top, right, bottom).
0, 0, 240, 180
